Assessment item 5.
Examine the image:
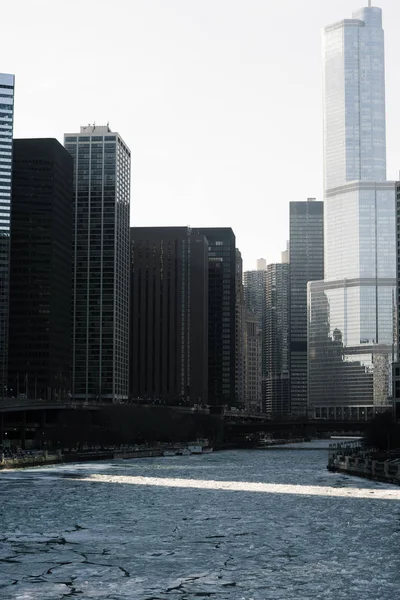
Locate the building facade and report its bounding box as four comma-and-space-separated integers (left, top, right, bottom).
392, 184, 400, 421
308, 5, 396, 418
244, 266, 267, 410
129, 227, 209, 405
0, 73, 14, 399
235, 249, 245, 407
8, 139, 73, 401
289, 200, 324, 416
243, 310, 262, 412
265, 263, 290, 415
64, 125, 130, 402
194, 228, 236, 406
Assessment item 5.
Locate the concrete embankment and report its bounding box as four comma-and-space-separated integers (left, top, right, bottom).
1, 452, 62, 470
1, 447, 167, 470
328, 445, 400, 486
113, 449, 163, 459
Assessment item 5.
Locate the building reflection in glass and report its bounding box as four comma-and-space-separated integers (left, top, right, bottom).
308, 277, 396, 420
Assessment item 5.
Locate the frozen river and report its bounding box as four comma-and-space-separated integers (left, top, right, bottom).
1, 440, 400, 599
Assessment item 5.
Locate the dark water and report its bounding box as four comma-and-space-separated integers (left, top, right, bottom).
0, 440, 399, 599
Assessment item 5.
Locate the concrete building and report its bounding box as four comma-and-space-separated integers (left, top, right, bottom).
0, 73, 14, 399
244, 264, 267, 410
257, 258, 267, 271
281, 242, 289, 265
265, 263, 290, 415
392, 184, 400, 421
64, 125, 130, 402
129, 227, 209, 405
235, 249, 245, 407
243, 310, 262, 412
289, 200, 324, 416
8, 139, 73, 401
308, 5, 396, 418
193, 228, 236, 406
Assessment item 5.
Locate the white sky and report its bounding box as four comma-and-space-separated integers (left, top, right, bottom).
2, 1, 399, 270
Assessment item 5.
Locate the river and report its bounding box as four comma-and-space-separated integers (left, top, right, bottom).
0, 440, 399, 599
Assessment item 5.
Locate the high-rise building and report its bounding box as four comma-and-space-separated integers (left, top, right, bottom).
0, 73, 14, 399
244, 265, 267, 410
281, 242, 289, 265
289, 200, 324, 416
391, 184, 400, 421
243, 310, 262, 412
257, 258, 267, 271
265, 263, 290, 415
308, 5, 396, 418
129, 227, 209, 405
8, 139, 73, 401
64, 125, 130, 402
235, 249, 245, 406
193, 228, 236, 406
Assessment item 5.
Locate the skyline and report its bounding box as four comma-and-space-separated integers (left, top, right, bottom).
2, 1, 400, 270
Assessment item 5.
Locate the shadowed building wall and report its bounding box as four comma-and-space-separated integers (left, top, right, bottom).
8, 139, 73, 401
130, 227, 208, 405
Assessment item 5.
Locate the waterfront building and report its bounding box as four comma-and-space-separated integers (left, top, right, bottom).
235, 249, 245, 407
265, 263, 290, 415
129, 227, 209, 405
393, 184, 400, 421
8, 139, 73, 401
243, 310, 262, 412
0, 73, 14, 399
308, 5, 396, 418
64, 125, 130, 402
244, 264, 267, 410
193, 228, 236, 406
289, 199, 324, 416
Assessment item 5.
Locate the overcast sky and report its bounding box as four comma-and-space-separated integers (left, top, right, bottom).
2, 1, 400, 270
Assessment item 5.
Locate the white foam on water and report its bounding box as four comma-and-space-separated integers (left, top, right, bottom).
76, 474, 400, 500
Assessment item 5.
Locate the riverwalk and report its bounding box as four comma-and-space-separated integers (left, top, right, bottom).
328, 441, 400, 485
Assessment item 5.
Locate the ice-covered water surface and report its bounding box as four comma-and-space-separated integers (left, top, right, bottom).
0, 441, 399, 599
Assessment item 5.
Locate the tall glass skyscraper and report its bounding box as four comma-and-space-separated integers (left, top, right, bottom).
0, 73, 14, 399
308, 5, 396, 419
64, 125, 130, 402
289, 200, 324, 416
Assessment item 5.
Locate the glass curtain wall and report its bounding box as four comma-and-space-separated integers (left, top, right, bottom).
0, 74, 14, 399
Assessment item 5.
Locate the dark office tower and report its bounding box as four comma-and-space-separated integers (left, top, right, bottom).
8, 139, 73, 401
130, 227, 208, 405
0, 73, 14, 399
244, 264, 267, 410
235, 249, 245, 406
265, 263, 290, 415
289, 199, 324, 415
64, 125, 130, 402
193, 228, 236, 406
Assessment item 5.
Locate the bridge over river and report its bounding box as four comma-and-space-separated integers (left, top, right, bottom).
0, 399, 370, 449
